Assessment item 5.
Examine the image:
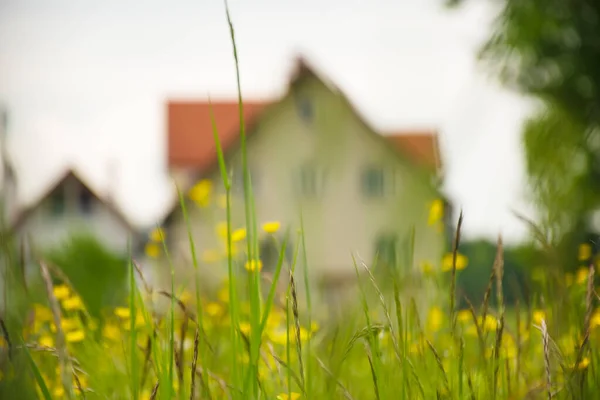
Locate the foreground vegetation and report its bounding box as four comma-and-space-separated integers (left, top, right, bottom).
2, 4, 600, 400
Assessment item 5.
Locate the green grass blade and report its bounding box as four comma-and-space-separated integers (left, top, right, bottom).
21, 336, 53, 400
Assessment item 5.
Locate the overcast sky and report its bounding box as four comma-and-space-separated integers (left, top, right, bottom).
0, 0, 536, 243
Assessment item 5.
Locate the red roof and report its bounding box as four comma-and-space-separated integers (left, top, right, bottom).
385, 132, 442, 171
167, 101, 269, 171
167, 57, 442, 175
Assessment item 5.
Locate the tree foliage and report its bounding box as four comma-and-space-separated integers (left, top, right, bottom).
447, 0, 600, 268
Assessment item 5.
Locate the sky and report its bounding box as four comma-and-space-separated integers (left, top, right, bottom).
0, 0, 536, 243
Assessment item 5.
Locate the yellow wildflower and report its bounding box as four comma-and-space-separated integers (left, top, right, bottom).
579, 243, 592, 261
53, 284, 70, 300
34, 304, 53, 321
53, 386, 65, 397
269, 330, 288, 345
231, 228, 247, 242
533, 310, 546, 326
102, 323, 121, 341
262, 221, 281, 234
277, 393, 301, 400
62, 295, 84, 311
205, 302, 223, 318
145, 242, 161, 259
457, 309, 472, 323
481, 315, 497, 332
591, 310, 600, 329
428, 199, 444, 226
201, 249, 220, 263
239, 322, 251, 335
39, 335, 54, 348
179, 290, 193, 305
114, 307, 131, 319
149, 227, 165, 242
577, 357, 590, 370
245, 259, 263, 272
188, 179, 212, 206
216, 221, 228, 238
576, 267, 589, 285
441, 253, 468, 272
50, 318, 79, 333
427, 306, 443, 333
66, 330, 85, 343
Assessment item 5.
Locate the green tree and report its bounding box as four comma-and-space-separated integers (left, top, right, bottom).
446, 1, 600, 270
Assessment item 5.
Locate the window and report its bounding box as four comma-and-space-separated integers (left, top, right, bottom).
49, 190, 65, 216
361, 166, 385, 197
298, 165, 324, 197
79, 188, 93, 214
296, 95, 313, 123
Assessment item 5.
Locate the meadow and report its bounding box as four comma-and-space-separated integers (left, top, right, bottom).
1, 5, 600, 400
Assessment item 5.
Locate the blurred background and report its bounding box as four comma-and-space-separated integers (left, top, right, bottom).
2, 0, 598, 312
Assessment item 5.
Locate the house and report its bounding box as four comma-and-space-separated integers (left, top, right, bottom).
152, 57, 450, 303
2, 164, 138, 256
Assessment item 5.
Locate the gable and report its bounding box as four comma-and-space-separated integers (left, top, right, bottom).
161, 56, 444, 224
10, 169, 134, 233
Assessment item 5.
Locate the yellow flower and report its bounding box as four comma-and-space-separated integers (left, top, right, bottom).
262, 221, 281, 234
231, 228, 247, 242
579, 243, 592, 261
53, 284, 70, 300
216, 221, 229, 238
149, 227, 165, 242
205, 302, 223, 318
66, 330, 85, 343
577, 357, 590, 370
428, 199, 444, 226
145, 242, 161, 259
427, 306, 443, 333
269, 330, 288, 345
102, 323, 121, 341
441, 253, 468, 272
50, 318, 79, 333
62, 296, 84, 311
457, 309, 472, 323
533, 310, 546, 326
481, 315, 497, 332
239, 322, 251, 335
38, 335, 54, 348
576, 267, 589, 285
53, 386, 65, 397
188, 179, 213, 206
245, 259, 263, 272
591, 310, 600, 329
277, 392, 301, 400
34, 304, 54, 321
201, 249, 220, 263
114, 307, 131, 319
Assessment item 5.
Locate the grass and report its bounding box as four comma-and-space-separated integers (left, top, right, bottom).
2, 3, 600, 399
